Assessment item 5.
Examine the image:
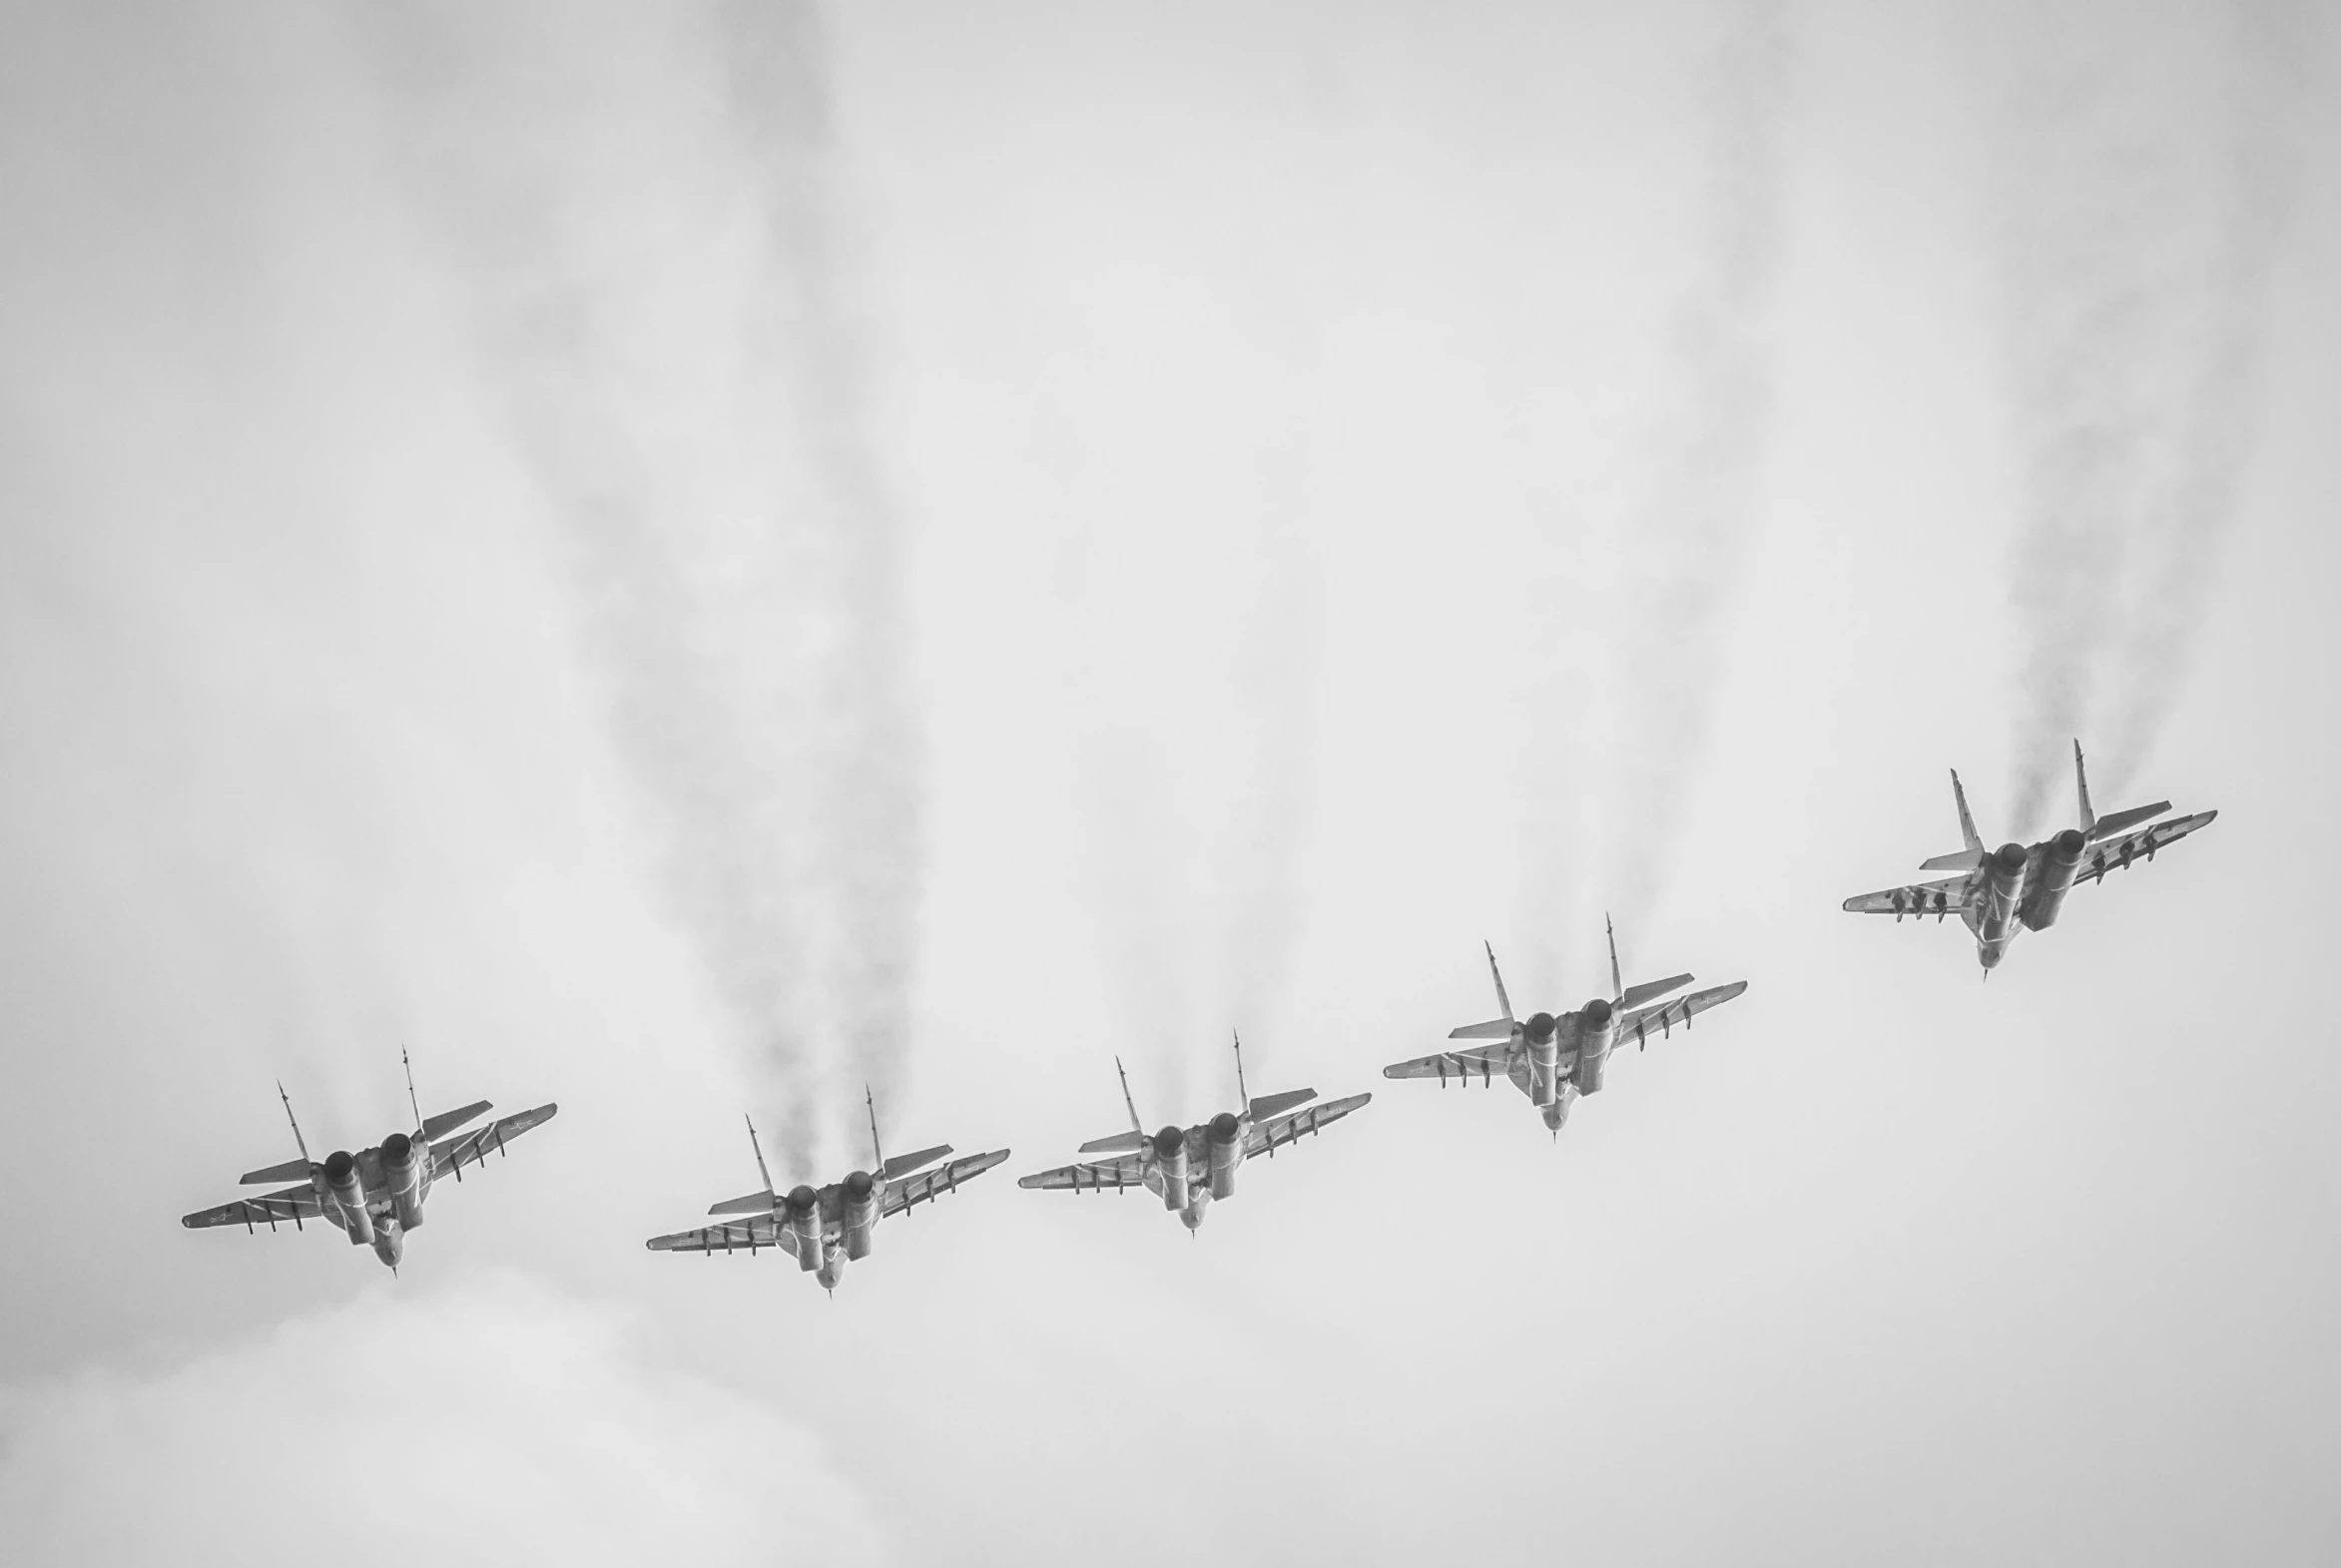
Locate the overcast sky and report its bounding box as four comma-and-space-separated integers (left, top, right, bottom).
3, 2, 2337, 1564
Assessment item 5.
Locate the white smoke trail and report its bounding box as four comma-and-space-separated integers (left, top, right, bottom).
1990, 0, 2307, 827
366, 2, 920, 1171
1597, 0, 1791, 928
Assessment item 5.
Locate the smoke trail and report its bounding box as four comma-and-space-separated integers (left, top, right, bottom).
2095, 0, 2312, 799
1597, 0, 1791, 927
1990, 1, 2305, 827
719, 0, 926, 1134
366, 3, 920, 1170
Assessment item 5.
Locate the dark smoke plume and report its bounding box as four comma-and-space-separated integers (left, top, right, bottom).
1992, 1, 2306, 827
370, 2, 921, 1170
1597, 0, 1791, 927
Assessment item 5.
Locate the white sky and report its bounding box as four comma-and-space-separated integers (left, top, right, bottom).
2, 2, 2337, 1564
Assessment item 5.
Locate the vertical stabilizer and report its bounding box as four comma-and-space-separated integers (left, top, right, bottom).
1115, 1056, 1142, 1134
2072, 740, 2096, 835
401, 1045, 424, 1135
278, 1080, 312, 1165
1605, 913, 1623, 1003
865, 1086, 883, 1174
1952, 770, 1984, 853
1484, 941, 1516, 1023
744, 1114, 776, 1192
1232, 1032, 1250, 1114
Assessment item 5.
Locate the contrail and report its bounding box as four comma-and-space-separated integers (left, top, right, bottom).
1597, 0, 1790, 928
1990, 0, 2305, 827
365, 2, 920, 1168
719, 0, 926, 1136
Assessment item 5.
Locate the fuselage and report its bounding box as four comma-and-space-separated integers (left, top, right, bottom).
1135, 1113, 1250, 1230
313, 1130, 437, 1269
1959, 826, 2124, 969
1510, 1000, 1619, 1130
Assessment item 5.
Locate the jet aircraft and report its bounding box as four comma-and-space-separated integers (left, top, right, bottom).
180, 1051, 558, 1272
1841, 742, 2218, 971
1384, 919, 1748, 1138
1018, 1035, 1370, 1232
645, 1093, 1007, 1295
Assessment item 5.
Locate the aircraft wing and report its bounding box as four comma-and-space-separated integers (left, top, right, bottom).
1612, 980, 1748, 1051
882, 1149, 1010, 1218
2074, 809, 2217, 885
645, 1214, 799, 1257
431, 1103, 559, 1181
1841, 876, 1970, 920
1383, 1044, 1514, 1085
1019, 1154, 1148, 1193
1245, 1092, 1372, 1157
181, 1182, 339, 1233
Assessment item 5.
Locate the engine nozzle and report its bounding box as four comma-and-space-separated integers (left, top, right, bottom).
1996, 841, 2028, 872
785, 1184, 823, 1273
379, 1132, 424, 1230
1582, 998, 1613, 1028
1525, 1011, 1557, 1044
321, 1149, 373, 1245
1207, 1112, 1241, 1145
2051, 827, 2085, 859
1153, 1126, 1186, 1160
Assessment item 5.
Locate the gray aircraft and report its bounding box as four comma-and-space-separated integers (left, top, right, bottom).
1383, 919, 1748, 1138
1018, 1035, 1371, 1232
1841, 742, 2218, 972
180, 1051, 558, 1272
645, 1093, 1008, 1295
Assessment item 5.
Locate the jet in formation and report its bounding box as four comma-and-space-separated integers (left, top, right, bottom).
645, 1092, 1008, 1295
1841, 742, 2218, 972
1020, 1035, 1370, 1232
180, 1051, 558, 1272
1384, 919, 1749, 1138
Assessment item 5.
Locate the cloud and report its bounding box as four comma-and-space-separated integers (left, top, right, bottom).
0, 1273, 890, 1568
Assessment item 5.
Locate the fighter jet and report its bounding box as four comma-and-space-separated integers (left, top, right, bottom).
1841, 742, 2218, 972
645, 1092, 1008, 1295
1383, 918, 1748, 1138
180, 1050, 557, 1272
1018, 1035, 1370, 1233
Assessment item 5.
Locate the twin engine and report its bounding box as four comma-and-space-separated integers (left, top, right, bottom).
1206, 1112, 1243, 1200
379, 1132, 426, 1231
1572, 998, 1616, 1096
785, 1185, 824, 1272
1152, 1126, 1190, 1212
840, 1171, 880, 1261
322, 1149, 373, 1245
1978, 840, 2030, 941
1524, 1011, 1561, 1105
2019, 828, 2085, 931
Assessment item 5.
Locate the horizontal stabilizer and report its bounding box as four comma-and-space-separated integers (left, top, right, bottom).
1248, 1088, 1317, 1122
1448, 1018, 1515, 1040
421, 1100, 492, 1142
1617, 973, 1693, 1011
2088, 802, 2169, 841
1920, 848, 1984, 872
238, 1157, 312, 1186
1077, 1130, 1147, 1155
881, 1144, 950, 1180
709, 1189, 777, 1216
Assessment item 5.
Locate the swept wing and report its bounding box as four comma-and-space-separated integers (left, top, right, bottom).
181, 1182, 335, 1233
1610, 980, 1749, 1050
1841, 875, 1972, 920
431, 1103, 560, 1181
881, 1150, 1010, 1218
